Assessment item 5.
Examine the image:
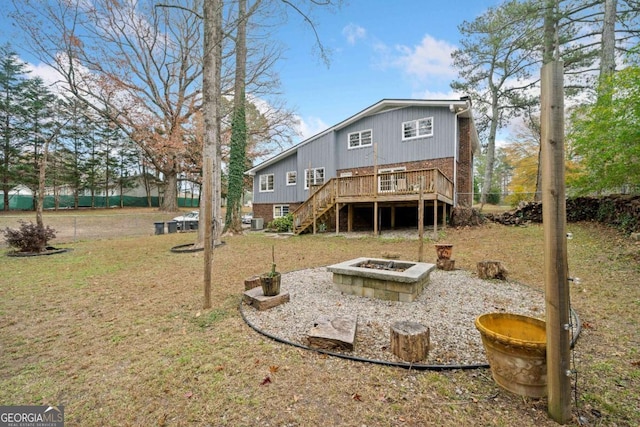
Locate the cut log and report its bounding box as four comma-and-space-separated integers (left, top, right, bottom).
436, 259, 455, 271
477, 260, 508, 280
307, 315, 357, 351
390, 321, 430, 362
244, 275, 261, 290
242, 287, 290, 311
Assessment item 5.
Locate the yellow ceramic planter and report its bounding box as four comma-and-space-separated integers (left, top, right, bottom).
475, 312, 547, 398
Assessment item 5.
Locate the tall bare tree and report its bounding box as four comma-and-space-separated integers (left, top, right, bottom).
12, 0, 204, 212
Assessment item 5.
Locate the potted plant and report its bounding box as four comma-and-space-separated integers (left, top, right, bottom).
434, 243, 453, 260
260, 245, 281, 296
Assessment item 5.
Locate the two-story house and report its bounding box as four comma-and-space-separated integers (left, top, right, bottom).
246, 98, 480, 234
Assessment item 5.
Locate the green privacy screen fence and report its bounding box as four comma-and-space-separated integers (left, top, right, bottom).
0, 195, 199, 210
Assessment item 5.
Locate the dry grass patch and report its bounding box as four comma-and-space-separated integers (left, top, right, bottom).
0, 218, 638, 426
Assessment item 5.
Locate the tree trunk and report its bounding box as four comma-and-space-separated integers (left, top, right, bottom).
36, 138, 50, 229
160, 171, 179, 212
480, 100, 499, 206
599, 0, 617, 81
535, 143, 542, 202
225, 0, 248, 234
200, 0, 222, 309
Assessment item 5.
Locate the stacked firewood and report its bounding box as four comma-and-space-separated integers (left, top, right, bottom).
484, 195, 639, 233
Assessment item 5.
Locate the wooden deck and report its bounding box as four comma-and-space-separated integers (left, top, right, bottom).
292, 168, 453, 234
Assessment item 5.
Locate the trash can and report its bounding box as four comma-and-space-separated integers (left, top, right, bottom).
154, 222, 165, 235
167, 221, 177, 233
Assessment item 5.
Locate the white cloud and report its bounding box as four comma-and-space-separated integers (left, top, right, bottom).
413, 88, 462, 100
342, 23, 366, 46
295, 116, 329, 140
26, 62, 63, 89
393, 35, 456, 79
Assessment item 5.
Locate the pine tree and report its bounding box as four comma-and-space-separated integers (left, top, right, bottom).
0, 44, 30, 210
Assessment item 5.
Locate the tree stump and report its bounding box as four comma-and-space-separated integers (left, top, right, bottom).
436, 259, 455, 271
477, 260, 508, 280
390, 321, 430, 362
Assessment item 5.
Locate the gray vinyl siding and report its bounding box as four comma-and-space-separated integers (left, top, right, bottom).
295, 131, 337, 201
252, 105, 460, 204
253, 152, 298, 203
336, 107, 456, 170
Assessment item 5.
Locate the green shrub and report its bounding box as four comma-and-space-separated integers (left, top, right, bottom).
486, 188, 501, 205
267, 213, 293, 232
505, 186, 533, 208
3, 221, 56, 253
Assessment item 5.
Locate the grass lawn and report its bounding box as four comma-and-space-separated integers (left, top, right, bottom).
1, 212, 638, 426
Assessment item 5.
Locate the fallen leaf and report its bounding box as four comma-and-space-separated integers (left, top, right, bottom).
215, 365, 224, 372
293, 394, 301, 403
631, 360, 640, 367
185, 391, 193, 399
157, 413, 167, 427
254, 359, 260, 366
260, 376, 271, 386
269, 365, 279, 374
351, 393, 362, 401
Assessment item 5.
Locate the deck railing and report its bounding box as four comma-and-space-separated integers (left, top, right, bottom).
292, 179, 336, 229
293, 168, 453, 232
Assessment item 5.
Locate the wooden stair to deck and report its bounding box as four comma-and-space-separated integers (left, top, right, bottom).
292, 179, 337, 235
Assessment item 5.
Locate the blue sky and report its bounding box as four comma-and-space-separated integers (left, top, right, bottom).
270, 0, 500, 140
0, 0, 500, 142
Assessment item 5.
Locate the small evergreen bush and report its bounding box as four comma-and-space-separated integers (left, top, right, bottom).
267, 213, 293, 232
3, 221, 56, 253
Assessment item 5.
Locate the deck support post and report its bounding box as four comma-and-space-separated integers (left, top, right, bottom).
335, 202, 340, 234
433, 199, 438, 240
391, 206, 396, 229
374, 201, 379, 236
418, 177, 424, 261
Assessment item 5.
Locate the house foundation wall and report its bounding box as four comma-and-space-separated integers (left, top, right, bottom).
252, 203, 301, 226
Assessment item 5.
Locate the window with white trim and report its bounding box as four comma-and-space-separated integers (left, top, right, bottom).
348, 129, 372, 149
402, 117, 433, 140
259, 174, 274, 192
273, 204, 289, 218
304, 167, 325, 189
286, 171, 297, 185
378, 167, 406, 192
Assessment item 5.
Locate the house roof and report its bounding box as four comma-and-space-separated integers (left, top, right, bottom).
246, 98, 479, 176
